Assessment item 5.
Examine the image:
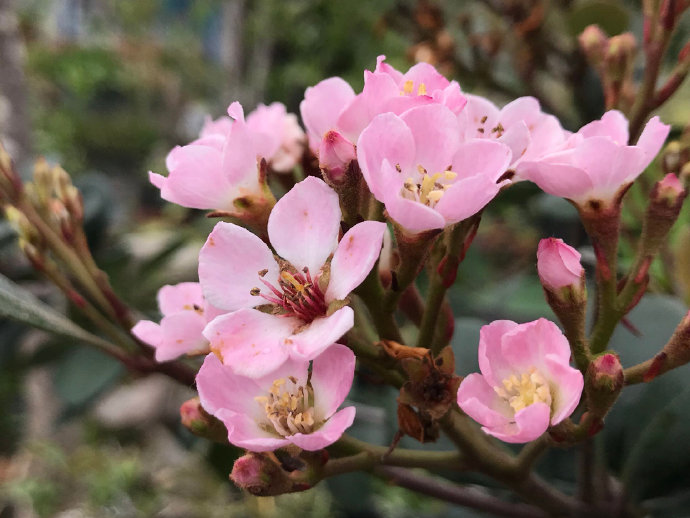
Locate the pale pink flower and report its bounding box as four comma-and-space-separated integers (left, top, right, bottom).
300, 56, 466, 175
457, 319, 583, 443
518, 111, 670, 206
458, 95, 570, 168
131, 282, 224, 362
357, 104, 512, 232
199, 177, 386, 378
196, 344, 356, 452
537, 238, 584, 291
149, 102, 269, 210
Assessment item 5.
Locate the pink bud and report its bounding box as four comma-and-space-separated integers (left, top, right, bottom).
230, 454, 267, 491
537, 238, 584, 292
230, 453, 298, 496
318, 130, 356, 184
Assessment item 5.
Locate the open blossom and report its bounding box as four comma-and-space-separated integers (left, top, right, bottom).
131, 282, 223, 362
518, 111, 670, 206
199, 176, 386, 377
357, 104, 512, 232
458, 95, 569, 168
300, 56, 466, 174
457, 319, 583, 443
537, 238, 584, 292
197, 344, 356, 452
149, 102, 271, 211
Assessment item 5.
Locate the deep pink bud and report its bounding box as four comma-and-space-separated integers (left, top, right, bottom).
585, 353, 624, 419
319, 130, 356, 184
537, 238, 584, 292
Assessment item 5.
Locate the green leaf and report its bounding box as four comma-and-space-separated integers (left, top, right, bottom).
54, 347, 123, 408
0, 273, 104, 345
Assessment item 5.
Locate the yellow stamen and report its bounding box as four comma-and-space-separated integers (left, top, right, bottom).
417, 82, 427, 95
494, 367, 552, 414
403, 80, 414, 94
280, 271, 305, 292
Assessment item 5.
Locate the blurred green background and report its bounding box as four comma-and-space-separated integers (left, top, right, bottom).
0, 0, 689, 517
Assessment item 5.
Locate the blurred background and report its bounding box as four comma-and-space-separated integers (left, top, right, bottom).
0, 1, 689, 517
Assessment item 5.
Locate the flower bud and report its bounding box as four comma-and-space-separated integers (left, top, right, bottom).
662, 141, 682, 174
585, 353, 624, 419
579, 25, 609, 68
642, 174, 688, 257
537, 238, 584, 295
604, 32, 637, 81
230, 453, 309, 496
318, 130, 356, 185
654, 173, 686, 205
179, 397, 228, 443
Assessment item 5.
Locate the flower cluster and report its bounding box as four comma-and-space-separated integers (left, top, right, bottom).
135, 55, 673, 454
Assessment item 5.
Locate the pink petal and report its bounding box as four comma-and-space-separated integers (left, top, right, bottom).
458, 94, 500, 140
477, 320, 519, 388
289, 406, 356, 451
498, 122, 530, 164
400, 104, 461, 174
325, 221, 386, 302
384, 191, 446, 232
160, 145, 234, 210
290, 307, 355, 360
485, 402, 551, 443
221, 107, 262, 189
149, 171, 165, 189
337, 71, 399, 142
433, 174, 502, 224
357, 113, 416, 200
457, 373, 513, 428
578, 110, 629, 144
246, 102, 285, 161
300, 77, 355, 149
198, 222, 279, 311
310, 344, 356, 420
450, 139, 512, 182
267, 177, 341, 274
203, 309, 296, 378
520, 160, 594, 201
216, 409, 291, 452
196, 352, 264, 418
375, 55, 404, 83
131, 320, 162, 348
543, 355, 584, 425
318, 130, 356, 179
402, 62, 450, 93
157, 311, 208, 362
499, 97, 542, 128
157, 282, 204, 316
635, 116, 670, 171
500, 318, 571, 373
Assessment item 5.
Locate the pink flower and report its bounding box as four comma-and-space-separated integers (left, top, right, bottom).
518, 111, 670, 206
300, 56, 466, 175
131, 282, 224, 362
196, 344, 356, 452
199, 176, 386, 377
357, 104, 512, 232
457, 319, 584, 443
537, 238, 584, 291
149, 102, 270, 210
458, 95, 570, 168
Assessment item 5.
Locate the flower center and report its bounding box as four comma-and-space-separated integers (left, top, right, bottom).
251, 266, 328, 322
494, 367, 552, 414
255, 377, 316, 437
401, 165, 457, 207
401, 80, 427, 96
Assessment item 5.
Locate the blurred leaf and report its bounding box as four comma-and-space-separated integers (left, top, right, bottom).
567, 0, 629, 36
602, 295, 689, 489
622, 384, 690, 499
53, 347, 123, 408
0, 273, 107, 345
473, 274, 556, 322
